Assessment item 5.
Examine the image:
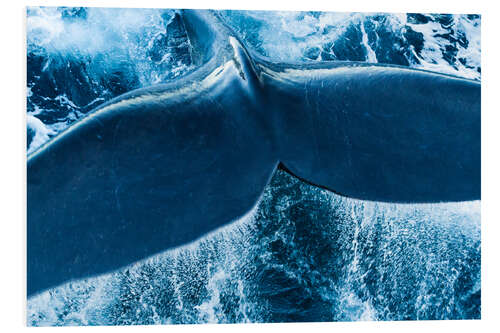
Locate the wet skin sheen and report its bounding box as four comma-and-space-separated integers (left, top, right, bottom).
27, 10, 480, 296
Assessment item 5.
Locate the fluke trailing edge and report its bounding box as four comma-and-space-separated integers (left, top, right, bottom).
27, 9, 481, 296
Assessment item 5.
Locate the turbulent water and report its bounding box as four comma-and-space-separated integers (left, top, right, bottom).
26, 7, 481, 325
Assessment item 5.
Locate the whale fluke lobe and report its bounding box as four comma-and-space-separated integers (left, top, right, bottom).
257, 62, 481, 203
27, 9, 481, 296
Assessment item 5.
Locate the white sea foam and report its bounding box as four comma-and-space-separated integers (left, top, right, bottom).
223, 11, 480, 80
26, 114, 56, 154
407, 15, 481, 79
27, 7, 164, 55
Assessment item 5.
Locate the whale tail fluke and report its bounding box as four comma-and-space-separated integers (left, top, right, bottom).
27, 9, 480, 297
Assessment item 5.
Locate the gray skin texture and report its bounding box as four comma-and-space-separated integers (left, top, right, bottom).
27, 9, 480, 296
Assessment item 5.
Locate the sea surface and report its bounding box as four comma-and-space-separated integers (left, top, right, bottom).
26, 7, 481, 325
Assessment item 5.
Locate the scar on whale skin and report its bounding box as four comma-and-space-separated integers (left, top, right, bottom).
27, 9, 480, 296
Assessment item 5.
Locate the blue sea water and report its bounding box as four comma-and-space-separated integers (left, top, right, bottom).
26, 7, 481, 325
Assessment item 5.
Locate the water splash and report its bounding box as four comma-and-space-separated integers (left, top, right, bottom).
27, 171, 480, 325
26, 7, 194, 153
221, 11, 481, 79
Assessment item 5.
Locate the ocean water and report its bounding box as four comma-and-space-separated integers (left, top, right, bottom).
26, 7, 481, 325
